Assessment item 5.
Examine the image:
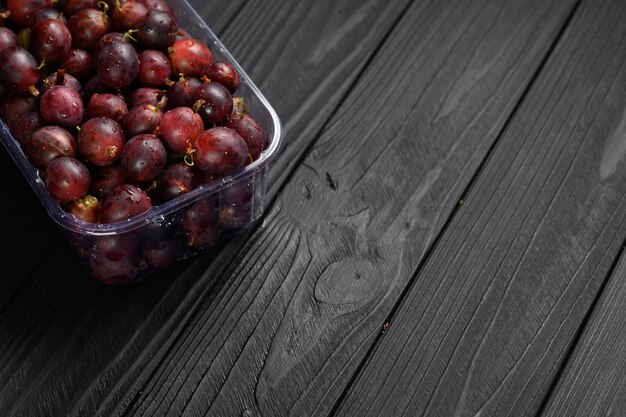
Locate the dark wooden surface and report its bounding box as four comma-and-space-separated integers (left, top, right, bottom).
541, 253, 626, 417
2, 0, 626, 416
335, 0, 626, 415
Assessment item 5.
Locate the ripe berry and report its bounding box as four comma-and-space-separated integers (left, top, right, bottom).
93, 31, 129, 56
121, 134, 167, 181
0, 46, 40, 95
201, 61, 239, 93
83, 75, 114, 98
93, 234, 140, 261
182, 197, 218, 246
138, 49, 171, 86
137, 0, 176, 17
89, 253, 139, 284
6, 0, 52, 27
78, 117, 125, 166
68, 8, 111, 50
219, 180, 254, 229
26, 125, 77, 169
160, 162, 201, 201
225, 114, 266, 160
8, 112, 42, 145
99, 184, 151, 223
32, 8, 68, 25
0, 94, 37, 124
61, 0, 98, 17
97, 41, 139, 88
45, 156, 91, 202
137, 10, 177, 49
166, 75, 200, 108
143, 240, 179, 269
182, 197, 216, 232
40, 85, 85, 128
193, 127, 248, 175
0, 27, 17, 50
87, 93, 128, 122
121, 103, 162, 137
30, 18, 73, 63
158, 106, 203, 154
62, 49, 96, 81
112, 1, 149, 31
220, 203, 252, 229
128, 87, 167, 109
193, 81, 232, 125
169, 37, 212, 78
89, 164, 128, 198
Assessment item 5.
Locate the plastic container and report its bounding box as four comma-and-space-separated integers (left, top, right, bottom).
0, 0, 282, 284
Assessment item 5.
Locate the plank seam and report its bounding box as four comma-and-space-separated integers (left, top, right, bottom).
0, 235, 61, 318
214, 0, 253, 36
116, 0, 422, 414
535, 238, 626, 415
326, 0, 586, 414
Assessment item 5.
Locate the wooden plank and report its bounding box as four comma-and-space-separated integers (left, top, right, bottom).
192, 0, 249, 35
0, 0, 416, 416
0, 148, 59, 309
540, 256, 626, 416
335, 0, 626, 416
121, 1, 581, 416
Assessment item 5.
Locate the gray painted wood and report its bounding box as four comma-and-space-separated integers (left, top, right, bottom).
335, 0, 626, 416
0, 0, 417, 416
192, 0, 249, 35
122, 0, 580, 416
540, 258, 626, 415
0, 148, 59, 310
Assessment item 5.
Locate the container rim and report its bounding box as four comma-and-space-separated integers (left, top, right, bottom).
0, 0, 283, 236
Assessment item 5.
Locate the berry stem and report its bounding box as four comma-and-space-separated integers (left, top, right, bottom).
192, 99, 205, 113
27, 85, 40, 97
97, 1, 109, 14
56, 69, 66, 86
124, 30, 138, 43
145, 181, 158, 193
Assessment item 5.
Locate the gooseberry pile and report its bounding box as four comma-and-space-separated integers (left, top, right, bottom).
0, 0, 269, 283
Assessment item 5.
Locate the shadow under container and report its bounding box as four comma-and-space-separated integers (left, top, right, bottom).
0, 0, 283, 284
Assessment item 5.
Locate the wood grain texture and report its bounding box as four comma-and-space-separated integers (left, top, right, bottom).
191, 0, 248, 34
335, 0, 626, 416
0, 149, 59, 310
216, 0, 417, 197
122, 0, 579, 416
0, 0, 416, 416
540, 257, 626, 415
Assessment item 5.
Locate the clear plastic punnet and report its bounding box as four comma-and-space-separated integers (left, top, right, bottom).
0, 0, 283, 284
